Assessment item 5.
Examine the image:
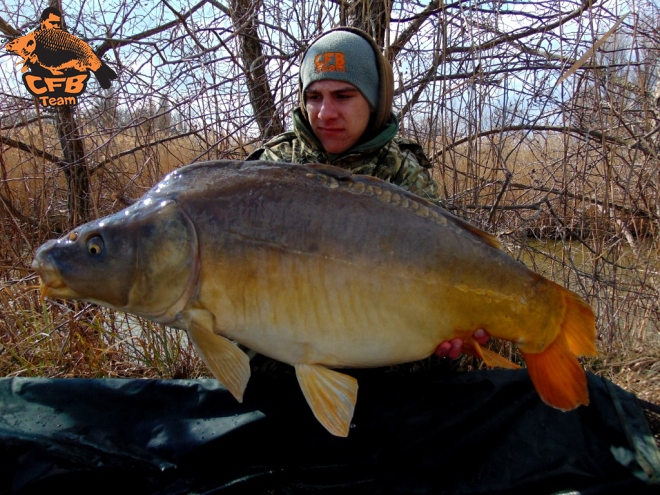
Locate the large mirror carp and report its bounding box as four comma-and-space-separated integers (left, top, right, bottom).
33, 160, 597, 437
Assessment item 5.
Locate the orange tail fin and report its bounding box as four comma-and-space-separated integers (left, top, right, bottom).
521, 285, 596, 411
560, 287, 598, 357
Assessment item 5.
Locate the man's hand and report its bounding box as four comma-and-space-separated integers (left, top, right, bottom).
434, 329, 489, 359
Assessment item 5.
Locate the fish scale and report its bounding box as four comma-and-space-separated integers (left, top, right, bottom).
32, 160, 597, 437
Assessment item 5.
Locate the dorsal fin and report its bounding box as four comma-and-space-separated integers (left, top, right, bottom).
301, 162, 501, 250
456, 219, 501, 249
303, 163, 353, 180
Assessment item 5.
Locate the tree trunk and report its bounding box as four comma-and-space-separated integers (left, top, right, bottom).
51, 0, 92, 225
348, 0, 390, 47
56, 105, 91, 225
230, 0, 284, 139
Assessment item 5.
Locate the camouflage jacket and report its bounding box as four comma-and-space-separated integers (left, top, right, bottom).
247, 109, 439, 202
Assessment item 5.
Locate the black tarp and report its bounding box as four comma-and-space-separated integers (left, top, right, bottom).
1, 368, 659, 495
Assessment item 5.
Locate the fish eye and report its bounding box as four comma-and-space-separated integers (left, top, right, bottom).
86, 236, 104, 256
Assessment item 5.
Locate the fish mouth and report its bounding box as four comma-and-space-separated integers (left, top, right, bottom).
38, 279, 68, 302
32, 257, 79, 303
36, 276, 81, 303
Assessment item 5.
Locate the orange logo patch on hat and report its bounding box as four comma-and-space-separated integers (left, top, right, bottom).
314, 52, 346, 73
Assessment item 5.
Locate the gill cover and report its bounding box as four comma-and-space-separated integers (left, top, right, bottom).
126, 199, 199, 320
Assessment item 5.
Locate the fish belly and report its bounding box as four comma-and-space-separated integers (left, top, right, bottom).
196, 240, 559, 369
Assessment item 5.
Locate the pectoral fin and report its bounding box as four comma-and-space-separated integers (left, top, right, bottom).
188, 321, 250, 402
295, 364, 358, 437
463, 338, 521, 370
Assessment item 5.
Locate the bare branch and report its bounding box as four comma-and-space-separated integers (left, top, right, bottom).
0, 15, 21, 37
0, 135, 61, 165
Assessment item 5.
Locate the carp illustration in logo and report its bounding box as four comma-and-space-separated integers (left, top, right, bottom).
4, 7, 117, 106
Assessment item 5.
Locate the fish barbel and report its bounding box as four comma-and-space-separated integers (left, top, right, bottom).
32, 160, 597, 436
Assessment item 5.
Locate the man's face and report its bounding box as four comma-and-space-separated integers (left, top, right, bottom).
41, 13, 61, 29
305, 80, 372, 154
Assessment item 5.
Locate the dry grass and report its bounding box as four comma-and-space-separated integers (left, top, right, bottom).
0, 278, 208, 379
589, 347, 660, 404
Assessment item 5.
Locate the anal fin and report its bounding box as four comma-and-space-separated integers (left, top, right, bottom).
188, 320, 251, 402
295, 364, 358, 437
463, 338, 521, 370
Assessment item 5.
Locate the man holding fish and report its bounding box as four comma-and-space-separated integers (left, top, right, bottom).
248, 27, 488, 359
33, 28, 597, 438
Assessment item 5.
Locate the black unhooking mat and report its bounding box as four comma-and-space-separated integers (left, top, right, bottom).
1, 368, 659, 495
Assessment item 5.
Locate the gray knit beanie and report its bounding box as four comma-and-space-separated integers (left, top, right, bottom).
300, 30, 379, 109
